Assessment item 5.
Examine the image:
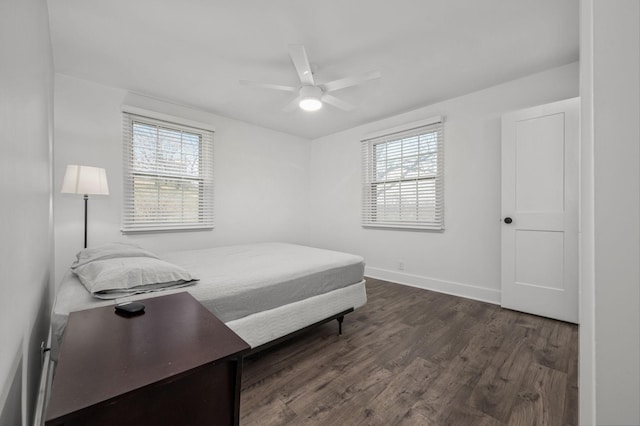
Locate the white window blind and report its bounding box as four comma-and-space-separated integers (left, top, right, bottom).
361, 118, 444, 230
122, 113, 214, 232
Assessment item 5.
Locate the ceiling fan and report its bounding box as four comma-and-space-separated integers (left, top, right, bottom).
240, 44, 381, 112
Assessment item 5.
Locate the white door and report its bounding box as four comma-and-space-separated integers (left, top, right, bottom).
501, 98, 579, 323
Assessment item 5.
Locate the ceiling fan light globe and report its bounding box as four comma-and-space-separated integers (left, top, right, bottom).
299, 97, 322, 111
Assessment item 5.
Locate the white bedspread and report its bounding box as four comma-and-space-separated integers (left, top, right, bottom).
160, 242, 364, 320
52, 242, 365, 350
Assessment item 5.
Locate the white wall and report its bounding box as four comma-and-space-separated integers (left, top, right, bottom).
53, 74, 311, 286
579, 0, 596, 423
308, 63, 579, 303
580, 1, 640, 424
0, 0, 54, 424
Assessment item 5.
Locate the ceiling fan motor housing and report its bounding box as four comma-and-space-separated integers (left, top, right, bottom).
299, 85, 323, 100
299, 85, 324, 111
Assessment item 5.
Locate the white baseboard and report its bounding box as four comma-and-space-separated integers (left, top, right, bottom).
365, 267, 501, 305
32, 330, 53, 426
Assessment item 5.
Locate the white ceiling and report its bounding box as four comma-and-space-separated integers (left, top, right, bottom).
47, 0, 579, 139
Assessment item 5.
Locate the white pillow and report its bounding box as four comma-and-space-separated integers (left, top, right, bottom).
71, 243, 198, 299
72, 242, 159, 268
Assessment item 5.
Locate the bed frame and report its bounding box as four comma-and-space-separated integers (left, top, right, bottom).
248, 308, 353, 356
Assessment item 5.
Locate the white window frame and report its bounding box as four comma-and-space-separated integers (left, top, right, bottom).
361, 116, 444, 231
121, 107, 214, 233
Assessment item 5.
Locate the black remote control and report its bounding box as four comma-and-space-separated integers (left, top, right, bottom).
115, 301, 145, 316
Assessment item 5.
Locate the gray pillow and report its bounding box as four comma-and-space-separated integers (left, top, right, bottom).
71, 243, 198, 299
72, 242, 160, 268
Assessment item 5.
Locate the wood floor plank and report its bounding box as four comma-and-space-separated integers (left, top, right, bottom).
359, 356, 440, 424
240, 278, 578, 425
239, 397, 297, 426
468, 329, 534, 421
412, 312, 521, 423
440, 403, 504, 426
530, 318, 574, 373
311, 365, 395, 425
562, 325, 579, 426
507, 363, 567, 426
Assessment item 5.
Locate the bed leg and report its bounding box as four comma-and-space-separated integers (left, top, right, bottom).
337, 316, 344, 335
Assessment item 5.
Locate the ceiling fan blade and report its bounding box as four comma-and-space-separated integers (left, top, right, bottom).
323, 71, 382, 93
239, 80, 297, 92
288, 44, 315, 86
322, 94, 355, 111
283, 96, 302, 112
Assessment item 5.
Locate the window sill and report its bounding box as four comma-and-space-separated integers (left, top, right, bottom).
362, 224, 444, 232
121, 226, 214, 234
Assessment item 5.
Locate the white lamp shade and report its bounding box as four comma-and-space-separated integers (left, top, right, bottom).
61, 165, 110, 195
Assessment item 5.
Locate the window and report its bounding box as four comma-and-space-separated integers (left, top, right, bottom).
361, 117, 444, 230
122, 111, 214, 232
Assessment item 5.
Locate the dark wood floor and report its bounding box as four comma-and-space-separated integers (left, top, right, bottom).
240, 278, 578, 425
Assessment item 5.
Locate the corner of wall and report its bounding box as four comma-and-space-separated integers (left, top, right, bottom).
0, 0, 55, 423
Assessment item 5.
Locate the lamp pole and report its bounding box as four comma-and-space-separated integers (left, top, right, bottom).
83, 194, 88, 249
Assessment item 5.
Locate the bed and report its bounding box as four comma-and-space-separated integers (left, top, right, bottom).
51, 242, 367, 357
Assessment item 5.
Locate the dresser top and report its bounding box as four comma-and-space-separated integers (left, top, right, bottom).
46, 291, 250, 422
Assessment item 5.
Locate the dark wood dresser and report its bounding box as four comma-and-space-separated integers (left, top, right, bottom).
45, 292, 250, 426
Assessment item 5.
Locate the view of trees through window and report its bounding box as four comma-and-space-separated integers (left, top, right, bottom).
131, 122, 203, 226
372, 131, 438, 223
362, 118, 444, 230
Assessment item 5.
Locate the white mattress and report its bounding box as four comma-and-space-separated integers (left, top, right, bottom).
52, 242, 365, 351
